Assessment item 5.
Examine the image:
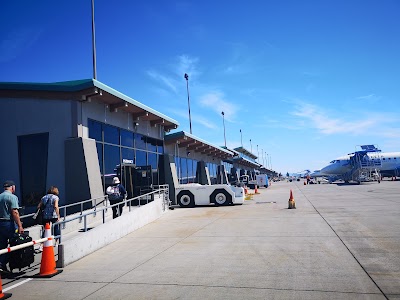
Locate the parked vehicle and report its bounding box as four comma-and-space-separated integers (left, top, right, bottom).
176, 183, 244, 207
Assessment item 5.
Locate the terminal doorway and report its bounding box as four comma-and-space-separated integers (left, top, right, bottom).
118, 164, 154, 205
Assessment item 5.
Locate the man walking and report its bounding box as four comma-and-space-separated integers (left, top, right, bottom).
106, 177, 126, 219
0, 180, 24, 272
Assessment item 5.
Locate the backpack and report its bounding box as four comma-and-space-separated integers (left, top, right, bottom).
42, 194, 57, 219
108, 185, 121, 201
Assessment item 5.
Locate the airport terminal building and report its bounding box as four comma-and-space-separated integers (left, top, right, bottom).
0, 79, 272, 212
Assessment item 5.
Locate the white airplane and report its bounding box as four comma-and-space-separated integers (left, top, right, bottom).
314, 145, 400, 182
291, 170, 311, 178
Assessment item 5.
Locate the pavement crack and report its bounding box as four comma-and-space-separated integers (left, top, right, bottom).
298, 187, 389, 300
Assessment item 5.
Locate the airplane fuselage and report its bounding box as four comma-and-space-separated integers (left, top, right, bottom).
319, 152, 400, 177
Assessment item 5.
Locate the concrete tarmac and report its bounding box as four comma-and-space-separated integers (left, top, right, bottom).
3, 180, 400, 299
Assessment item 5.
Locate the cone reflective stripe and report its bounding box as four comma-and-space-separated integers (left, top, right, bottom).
32, 223, 63, 278
0, 275, 12, 299
43, 222, 52, 247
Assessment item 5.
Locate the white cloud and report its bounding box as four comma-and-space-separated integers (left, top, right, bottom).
166, 108, 217, 130
146, 55, 200, 94
382, 128, 400, 139
175, 55, 200, 79
199, 91, 239, 122
146, 70, 177, 93
356, 94, 381, 102
290, 102, 400, 136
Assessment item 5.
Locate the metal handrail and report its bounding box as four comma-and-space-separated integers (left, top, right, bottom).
51, 185, 169, 243
20, 195, 109, 221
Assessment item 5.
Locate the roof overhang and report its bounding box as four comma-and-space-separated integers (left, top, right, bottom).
233, 156, 261, 168
0, 79, 179, 132
165, 131, 234, 160
233, 146, 257, 159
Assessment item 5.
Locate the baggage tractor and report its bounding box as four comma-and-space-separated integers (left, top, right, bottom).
9, 232, 35, 271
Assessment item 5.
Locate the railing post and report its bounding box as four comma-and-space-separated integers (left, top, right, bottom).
84, 215, 87, 232
59, 228, 62, 244
79, 203, 83, 223
102, 209, 106, 224
62, 207, 66, 229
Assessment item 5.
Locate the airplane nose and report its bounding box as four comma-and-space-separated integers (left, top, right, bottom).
320, 165, 331, 174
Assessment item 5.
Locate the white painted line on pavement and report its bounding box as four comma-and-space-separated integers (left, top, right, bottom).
3, 278, 32, 292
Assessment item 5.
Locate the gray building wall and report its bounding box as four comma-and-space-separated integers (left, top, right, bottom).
0, 96, 167, 211
0, 97, 73, 208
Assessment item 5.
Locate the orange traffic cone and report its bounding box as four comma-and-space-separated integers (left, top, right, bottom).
0, 275, 12, 299
244, 187, 248, 194
32, 223, 63, 278
255, 185, 258, 194
288, 189, 296, 209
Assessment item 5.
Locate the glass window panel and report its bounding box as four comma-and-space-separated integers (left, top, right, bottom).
121, 148, 134, 165
135, 133, 146, 150
103, 124, 119, 145
181, 158, 187, 184
104, 144, 120, 175
136, 150, 147, 166
148, 152, 158, 170
121, 129, 134, 148
147, 137, 157, 153
157, 140, 164, 154
152, 171, 159, 186
88, 119, 102, 142
192, 160, 197, 183
96, 142, 103, 174
187, 159, 193, 183
175, 157, 181, 182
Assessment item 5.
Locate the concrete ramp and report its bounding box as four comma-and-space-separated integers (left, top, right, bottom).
59, 194, 168, 266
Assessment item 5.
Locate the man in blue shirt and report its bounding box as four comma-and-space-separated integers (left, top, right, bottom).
0, 180, 24, 272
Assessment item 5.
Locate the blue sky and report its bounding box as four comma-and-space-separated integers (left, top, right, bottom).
1, 0, 400, 174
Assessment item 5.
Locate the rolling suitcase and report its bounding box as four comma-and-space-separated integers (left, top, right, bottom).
9, 232, 35, 271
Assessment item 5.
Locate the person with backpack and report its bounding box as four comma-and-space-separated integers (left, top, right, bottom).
37, 186, 61, 244
106, 177, 126, 219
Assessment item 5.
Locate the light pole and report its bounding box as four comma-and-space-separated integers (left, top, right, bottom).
91, 0, 97, 79
221, 111, 226, 147
257, 145, 259, 163
240, 129, 243, 147
250, 139, 252, 153
269, 154, 272, 170
184, 73, 192, 134
265, 152, 268, 169
261, 149, 264, 166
